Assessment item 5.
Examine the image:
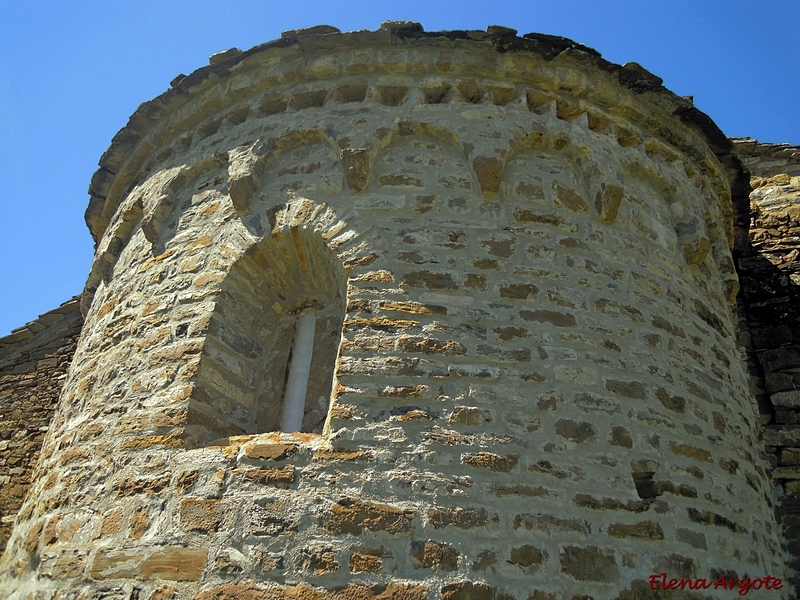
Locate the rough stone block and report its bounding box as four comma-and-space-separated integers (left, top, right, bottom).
180, 498, 221, 532
559, 545, 619, 583
461, 452, 518, 472
323, 498, 416, 535
411, 540, 459, 570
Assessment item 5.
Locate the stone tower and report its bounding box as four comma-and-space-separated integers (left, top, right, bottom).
0, 23, 791, 599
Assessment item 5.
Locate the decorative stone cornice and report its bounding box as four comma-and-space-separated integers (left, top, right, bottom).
86, 22, 749, 251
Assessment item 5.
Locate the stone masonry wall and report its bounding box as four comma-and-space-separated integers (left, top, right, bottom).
733, 139, 800, 584
0, 298, 83, 555
0, 25, 790, 599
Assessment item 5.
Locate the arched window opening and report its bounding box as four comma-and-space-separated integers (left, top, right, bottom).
186, 228, 347, 447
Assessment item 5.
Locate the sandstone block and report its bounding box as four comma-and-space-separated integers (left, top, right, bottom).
519, 309, 576, 327
180, 498, 221, 532
669, 442, 712, 463
555, 419, 596, 443
350, 550, 382, 573
428, 507, 489, 529
91, 547, 207, 581
605, 379, 647, 399
448, 406, 492, 426
241, 466, 295, 486
560, 545, 619, 583
607, 521, 664, 539
441, 581, 493, 600
461, 452, 518, 472
411, 539, 459, 570
508, 544, 544, 568
298, 546, 338, 574
244, 442, 297, 460
323, 498, 416, 535
113, 474, 171, 496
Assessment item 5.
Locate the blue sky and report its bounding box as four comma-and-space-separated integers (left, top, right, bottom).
1, 1, 798, 336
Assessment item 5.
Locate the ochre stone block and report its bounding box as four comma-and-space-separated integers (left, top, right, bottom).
180, 498, 221, 532
298, 546, 338, 574
378, 301, 447, 315
350, 550, 382, 573
472, 156, 502, 197
607, 521, 664, 539
402, 270, 458, 290
113, 474, 172, 497
559, 545, 619, 583
397, 337, 466, 355
344, 317, 419, 331
241, 466, 296, 486
411, 540, 459, 570
244, 442, 297, 460
193, 583, 267, 600
509, 544, 544, 568
669, 442, 712, 463
378, 385, 428, 398
130, 506, 150, 539
428, 507, 489, 529
441, 581, 493, 600
314, 448, 373, 461
340, 147, 370, 193
91, 547, 207, 581
324, 498, 416, 535
461, 452, 518, 472
448, 406, 492, 426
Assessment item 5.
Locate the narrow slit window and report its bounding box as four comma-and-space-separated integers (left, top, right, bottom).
280, 308, 317, 432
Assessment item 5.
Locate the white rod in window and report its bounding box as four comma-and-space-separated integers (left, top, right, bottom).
280, 308, 317, 432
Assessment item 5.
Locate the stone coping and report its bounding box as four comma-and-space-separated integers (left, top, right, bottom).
0, 296, 81, 348
732, 138, 800, 178
85, 21, 750, 248
732, 138, 800, 159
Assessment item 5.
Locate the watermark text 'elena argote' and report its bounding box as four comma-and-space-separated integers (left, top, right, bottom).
649, 573, 783, 595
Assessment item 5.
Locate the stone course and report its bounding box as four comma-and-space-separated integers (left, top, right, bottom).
0, 23, 793, 599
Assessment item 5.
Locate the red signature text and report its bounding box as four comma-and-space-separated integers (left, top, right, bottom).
649, 573, 782, 596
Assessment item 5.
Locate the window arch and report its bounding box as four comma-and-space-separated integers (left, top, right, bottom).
186, 227, 347, 446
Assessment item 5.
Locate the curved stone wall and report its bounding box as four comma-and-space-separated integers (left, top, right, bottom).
0, 24, 789, 599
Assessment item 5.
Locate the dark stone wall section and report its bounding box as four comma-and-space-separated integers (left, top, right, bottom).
0, 297, 83, 553
734, 139, 800, 582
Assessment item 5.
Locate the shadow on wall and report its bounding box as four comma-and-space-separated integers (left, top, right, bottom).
738, 210, 800, 585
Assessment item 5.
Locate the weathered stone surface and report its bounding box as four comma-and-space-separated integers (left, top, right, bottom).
340, 147, 370, 193
0, 298, 82, 553
244, 442, 297, 460
323, 498, 416, 535
441, 581, 493, 600
428, 507, 489, 529
607, 521, 664, 539
411, 539, 459, 570
180, 497, 221, 532
91, 547, 207, 581
508, 544, 544, 568
461, 452, 518, 472
349, 550, 382, 572
0, 25, 791, 600
555, 419, 596, 443
560, 545, 619, 582
241, 466, 296, 486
